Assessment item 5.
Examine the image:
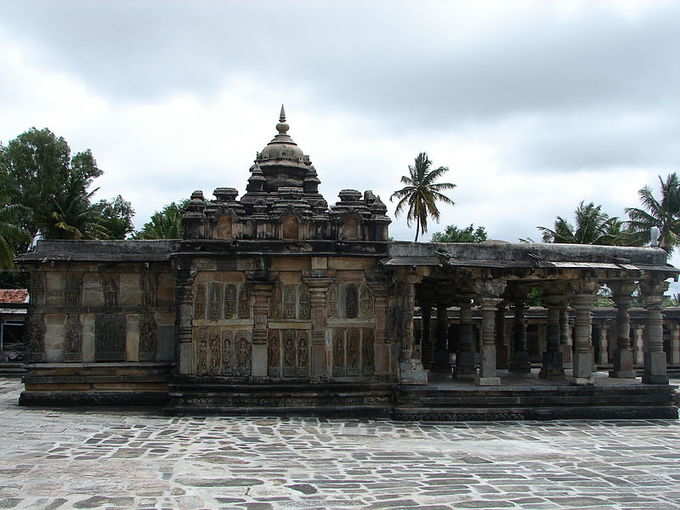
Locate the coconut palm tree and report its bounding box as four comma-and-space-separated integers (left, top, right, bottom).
134, 201, 186, 239
0, 203, 30, 269
390, 152, 455, 241
538, 202, 634, 246
626, 172, 680, 254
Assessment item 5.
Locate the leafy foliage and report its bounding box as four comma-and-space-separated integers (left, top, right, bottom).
626, 172, 680, 254
390, 152, 455, 241
537, 202, 636, 246
134, 201, 187, 239
431, 224, 487, 243
0, 127, 134, 243
92, 195, 135, 240
0, 203, 30, 269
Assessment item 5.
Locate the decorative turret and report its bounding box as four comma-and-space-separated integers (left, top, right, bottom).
183, 106, 390, 241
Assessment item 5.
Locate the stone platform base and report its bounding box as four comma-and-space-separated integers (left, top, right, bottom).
394, 384, 678, 421
19, 362, 172, 407
167, 379, 394, 417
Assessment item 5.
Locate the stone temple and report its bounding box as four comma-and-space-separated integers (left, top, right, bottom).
17, 107, 680, 419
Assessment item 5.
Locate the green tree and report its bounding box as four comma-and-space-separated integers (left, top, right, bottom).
537, 202, 634, 246
390, 152, 455, 241
431, 224, 487, 243
134, 201, 187, 239
626, 173, 680, 254
92, 195, 135, 240
0, 203, 30, 269
0, 128, 109, 240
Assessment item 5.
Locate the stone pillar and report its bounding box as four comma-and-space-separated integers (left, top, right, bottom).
495, 303, 508, 369
455, 300, 476, 380
671, 323, 680, 365
476, 296, 503, 385
304, 276, 332, 380
540, 296, 565, 379
597, 323, 609, 366
641, 278, 669, 384
510, 299, 530, 374
571, 293, 595, 384
398, 273, 427, 384
368, 280, 391, 375
251, 281, 274, 378
634, 325, 645, 366
175, 263, 195, 375
420, 303, 433, 369
433, 303, 449, 371
610, 283, 635, 378
560, 307, 572, 365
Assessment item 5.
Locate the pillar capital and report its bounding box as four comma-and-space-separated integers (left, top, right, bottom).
640, 276, 669, 298
571, 293, 595, 310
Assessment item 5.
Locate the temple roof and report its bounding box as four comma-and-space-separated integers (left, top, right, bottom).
258, 105, 305, 164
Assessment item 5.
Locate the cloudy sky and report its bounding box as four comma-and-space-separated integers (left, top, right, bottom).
2, 1, 679, 258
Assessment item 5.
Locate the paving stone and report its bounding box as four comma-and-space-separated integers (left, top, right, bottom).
0, 378, 679, 510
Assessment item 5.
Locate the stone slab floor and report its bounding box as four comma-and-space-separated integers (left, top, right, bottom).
1, 379, 680, 510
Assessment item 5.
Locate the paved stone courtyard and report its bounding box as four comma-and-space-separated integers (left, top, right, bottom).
1, 379, 680, 509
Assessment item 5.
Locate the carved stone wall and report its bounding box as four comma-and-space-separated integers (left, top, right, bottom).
331, 327, 375, 377
193, 326, 252, 377
267, 329, 310, 378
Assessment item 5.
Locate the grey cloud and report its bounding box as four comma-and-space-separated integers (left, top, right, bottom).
3, 2, 680, 130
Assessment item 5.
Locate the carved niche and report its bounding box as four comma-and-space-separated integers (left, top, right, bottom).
359, 285, 374, 317
283, 285, 297, 319
142, 271, 158, 308
270, 283, 282, 319
268, 330, 280, 377
64, 273, 82, 306
332, 328, 345, 377
139, 313, 158, 361
195, 327, 208, 375
363, 327, 375, 375
64, 313, 82, 361
347, 328, 361, 375
208, 328, 221, 375
327, 284, 337, 318
341, 215, 360, 241
207, 282, 224, 321
214, 215, 233, 240
235, 333, 251, 377
101, 274, 119, 307
194, 283, 207, 320
238, 284, 251, 319
281, 215, 299, 240
222, 329, 233, 375
30, 272, 46, 306
298, 285, 311, 320
95, 313, 126, 361
28, 313, 46, 361
345, 284, 359, 319
224, 284, 237, 319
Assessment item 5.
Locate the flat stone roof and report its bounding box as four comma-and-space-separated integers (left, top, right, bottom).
17, 240, 178, 263
385, 241, 678, 274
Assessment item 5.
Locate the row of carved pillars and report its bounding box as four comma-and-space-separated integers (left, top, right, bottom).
414, 278, 670, 386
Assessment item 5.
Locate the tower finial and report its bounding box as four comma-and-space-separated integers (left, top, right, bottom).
279, 104, 286, 122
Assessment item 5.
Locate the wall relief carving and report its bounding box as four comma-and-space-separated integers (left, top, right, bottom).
101, 274, 119, 307
64, 313, 82, 362
139, 313, 158, 361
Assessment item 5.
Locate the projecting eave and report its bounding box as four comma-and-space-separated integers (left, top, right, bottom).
382, 241, 679, 277
16, 240, 178, 264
